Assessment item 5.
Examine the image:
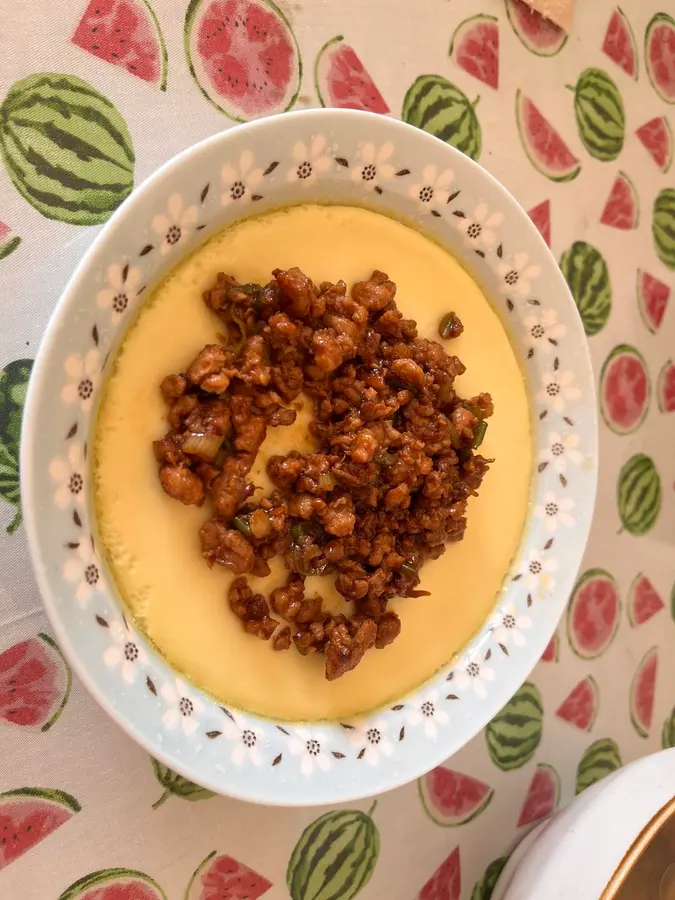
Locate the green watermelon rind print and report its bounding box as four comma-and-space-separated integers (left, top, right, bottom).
575, 738, 622, 794
662, 705, 675, 749
470, 855, 510, 900
559, 241, 612, 336
57, 868, 166, 900
0, 73, 134, 226
485, 681, 543, 771
569, 67, 625, 162
617, 453, 661, 536
150, 758, 215, 808
652, 188, 675, 270
402, 74, 482, 161
0, 235, 21, 260
286, 806, 380, 900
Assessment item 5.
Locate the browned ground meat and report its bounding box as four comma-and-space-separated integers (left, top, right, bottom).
154, 268, 493, 679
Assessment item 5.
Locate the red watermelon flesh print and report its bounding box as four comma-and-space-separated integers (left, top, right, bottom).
600, 172, 638, 230
600, 345, 650, 435
528, 200, 551, 246
630, 647, 658, 738
186, 851, 271, 900
636, 117, 673, 172
56, 868, 166, 899
0, 633, 71, 730
185, 0, 301, 122
646, 14, 675, 104
419, 767, 493, 826
658, 360, 675, 413
555, 676, 599, 731
315, 36, 389, 113
506, 0, 567, 56
516, 92, 581, 182
450, 15, 499, 90
517, 764, 560, 828
540, 630, 558, 662
602, 7, 638, 80
568, 569, 620, 660
72, 0, 168, 89
638, 271, 670, 333
628, 574, 665, 626
0, 787, 80, 871
417, 846, 460, 900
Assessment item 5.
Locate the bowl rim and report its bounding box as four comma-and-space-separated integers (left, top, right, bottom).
21, 107, 598, 805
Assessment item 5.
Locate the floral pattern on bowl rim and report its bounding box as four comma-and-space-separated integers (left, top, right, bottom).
21, 109, 597, 806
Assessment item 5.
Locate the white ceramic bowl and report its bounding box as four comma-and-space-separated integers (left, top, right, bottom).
22, 109, 597, 805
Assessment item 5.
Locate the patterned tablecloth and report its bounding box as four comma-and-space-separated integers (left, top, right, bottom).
1, 0, 675, 897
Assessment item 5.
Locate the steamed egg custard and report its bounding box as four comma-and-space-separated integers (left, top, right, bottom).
94, 204, 532, 721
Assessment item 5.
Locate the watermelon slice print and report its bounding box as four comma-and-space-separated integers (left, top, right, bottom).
517, 763, 560, 828
505, 0, 567, 56
528, 200, 551, 247
186, 851, 271, 900
599, 172, 639, 229
315, 36, 389, 113
646, 13, 675, 104
418, 767, 493, 827
0, 633, 72, 731
470, 857, 509, 900
555, 676, 599, 731
637, 270, 670, 334
636, 117, 673, 172
602, 7, 638, 80
0, 787, 80, 870
449, 15, 499, 90
540, 630, 558, 662
515, 91, 581, 182
629, 647, 658, 738
567, 569, 620, 659
657, 360, 675, 413
0, 222, 20, 260
184, 0, 302, 122
72, 0, 168, 89
417, 846, 460, 900
627, 573, 665, 626
599, 345, 650, 435
57, 868, 166, 899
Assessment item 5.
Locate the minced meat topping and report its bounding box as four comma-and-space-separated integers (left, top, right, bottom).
153, 267, 493, 680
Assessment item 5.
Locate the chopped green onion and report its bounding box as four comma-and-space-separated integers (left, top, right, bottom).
290, 523, 303, 542
375, 452, 395, 466
233, 515, 252, 537
447, 421, 461, 449
182, 432, 224, 461
317, 473, 335, 490
472, 420, 488, 449
400, 560, 418, 579
438, 312, 463, 340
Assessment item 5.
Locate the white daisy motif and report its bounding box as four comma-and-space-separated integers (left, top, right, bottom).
409, 165, 454, 213
490, 604, 532, 647
535, 491, 576, 532
103, 618, 147, 684
456, 202, 504, 249
152, 194, 198, 254
523, 309, 567, 354
49, 442, 85, 508
221, 150, 264, 206
536, 368, 581, 412
404, 689, 449, 739
540, 431, 583, 473
347, 717, 394, 766
350, 141, 395, 192
62, 539, 102, 608
521, 548, 558, 593
286, 136, 332, 186
451, 654, 495, 699
496, 251, 541, 297
288, 727, 332, 777
61, 349, 101, 413
161, 678, 204, 737
222, 715, 263, 767
96, 263, 142, 322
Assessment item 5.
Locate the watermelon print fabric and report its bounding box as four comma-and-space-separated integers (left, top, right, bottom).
0, 0, 674, 897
